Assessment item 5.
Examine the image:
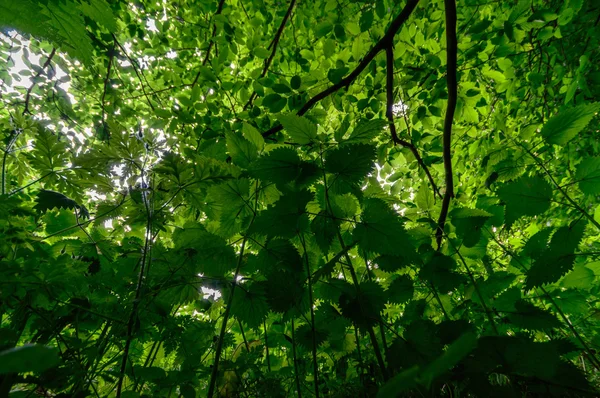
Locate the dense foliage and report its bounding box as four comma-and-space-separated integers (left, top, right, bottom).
1, 0, 600, 396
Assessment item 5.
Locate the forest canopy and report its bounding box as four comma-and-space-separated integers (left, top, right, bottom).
1, 0, 600, 396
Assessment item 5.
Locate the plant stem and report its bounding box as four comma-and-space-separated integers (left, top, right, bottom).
263, 319, 271, 371
299, 233, 320, 398
291, 318, 302, 398
207, 232, 251, 398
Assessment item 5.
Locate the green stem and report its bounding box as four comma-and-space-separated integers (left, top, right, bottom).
263, 320, 271, 371
291, 318, 302, 398
299, 233, 319, 398
207, 233, 251, 398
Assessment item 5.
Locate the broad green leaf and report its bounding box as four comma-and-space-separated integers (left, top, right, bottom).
353, 198, 414, 256
242, 123, 265, 151
226, 131, 258, 168
541, 103, 600, 145
0, 344, 60, 374
575, 157, 600, 195
387, 275, 414, 304
345, 119, 387, 143
339, 280, 386, 329
497, 176, 552, 228
525, 222, 586, 289
34, 189, 89, 218
324, 144, 376, 189
277, 114, 318, 144
249, 147, 319, 191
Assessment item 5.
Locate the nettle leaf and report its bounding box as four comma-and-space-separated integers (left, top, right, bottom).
575, 157, 600, 195
173, 225, 237, 277
310, 211, 336, 254
34, 189, 89, 219
205, 179, 253, 237
354, 198, 414, 256
242, 123, 265, 151
345, 119, 387, 143
325, 144, 376, 191
339, 280, 386, 329
229, 282, 270, 329
449, 207, 492, 247
27, 127, 68, 173
250, 190, 313, 238
387, 275, 414, 304
249, 147, 319, 191
277, 114, 318, 144
420, 254, 467, 294
0, 344, 60, 374
508, 300, 562, 330
525, 222, 586, 289
226, 131, 258, 168
541, 103, 600, 145
496, 175, 552, 228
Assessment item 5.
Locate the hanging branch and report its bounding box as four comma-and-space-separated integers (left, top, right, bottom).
385, 45, 441, 199
191, 0, 226, 87
23, 48, 56, 115
100, 40, 116, 131
244, 0, 298, 110
112, 35, 156, 111
263, 0, 420, 138
435, 0, 458, 249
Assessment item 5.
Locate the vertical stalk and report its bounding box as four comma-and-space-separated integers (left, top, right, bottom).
207, 235, 250, 398
319, 149, 389, 381
263, 320, 271, 371
291, 318, 302, 398
299, 233, 319, 398
239, 320, 250, 352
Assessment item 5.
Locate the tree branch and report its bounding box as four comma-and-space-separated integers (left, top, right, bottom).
244, 0, 297, 110
23, 48, 56, 115
385, 45, 441, 199
191, 0, 226, 87
436, 0, 458, 249
262, 0, 420, 138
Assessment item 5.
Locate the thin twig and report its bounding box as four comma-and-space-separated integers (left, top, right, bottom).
262, 0, 420, 138
385, 45, 441, 199
23, 48, 56, 115
244, 0, 298, 110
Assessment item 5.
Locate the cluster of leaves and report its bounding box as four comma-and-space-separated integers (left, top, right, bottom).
1, 0, 600, 397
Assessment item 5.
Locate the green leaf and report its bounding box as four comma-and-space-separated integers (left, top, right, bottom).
226, 131, 258, 168
250, 190, 313, 238
449, 207, 492, 247
230, 282, 270, 329
508, 300, 562, 330
0, 344, 60, 374
353, 198, 414, 256
345, 119, 387, 143
496, 176, 552, 228
324, 144, 376, 189
34, 190, 89, 219
541, 103, 600, 145
339, 280, 386, 329
173, 225, 237, 277
262, 93, 287, 112
575, 157, 600, 195
525, 222, 586, 289
242, 123, 265, 151
277, 114, 318, 144
249, 147, 319, 191
387, 275, 414, 304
